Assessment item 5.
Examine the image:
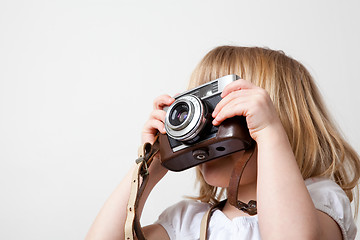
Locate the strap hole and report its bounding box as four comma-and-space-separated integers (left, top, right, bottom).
216, 146, 225, 151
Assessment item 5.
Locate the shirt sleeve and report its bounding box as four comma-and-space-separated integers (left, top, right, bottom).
305, 178, 357, 240
154, 200, 210, 240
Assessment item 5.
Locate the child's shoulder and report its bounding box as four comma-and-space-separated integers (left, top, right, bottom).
305, 177, 351, 212
158, 199, 211, 218
305, 177, 357, 240
154, 200, 211, 239
305, 177, 350, 202
305, 177, 344, 190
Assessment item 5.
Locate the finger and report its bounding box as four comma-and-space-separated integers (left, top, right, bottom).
221, 79, 255, 98
143, 118, 166, 136
213, 90, 252, 118
213, 90, 241, 117
153, 95, 175, 110
142, 134, 156, 145
150, 109, 167, 123
212, 98, 247, 126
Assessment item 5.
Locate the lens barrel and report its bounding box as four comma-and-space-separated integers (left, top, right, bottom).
169, 103, 190, 127
165, 95, 207, 141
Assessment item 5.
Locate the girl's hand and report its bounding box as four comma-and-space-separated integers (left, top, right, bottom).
141, 94, 175, 145
212, 79, 281, 142
85, 95, 175, 240
140, 94, 175, 179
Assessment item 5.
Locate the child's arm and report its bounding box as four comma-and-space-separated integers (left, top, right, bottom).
256, 121, 342, 240
85, 95, 174, 240
85, 162, 170, 240
213, 79, 342, 240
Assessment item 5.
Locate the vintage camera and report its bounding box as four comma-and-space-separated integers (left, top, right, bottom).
159, 74, 254, 172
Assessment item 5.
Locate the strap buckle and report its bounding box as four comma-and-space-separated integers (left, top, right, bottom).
236, 200, 257, 216
135, 156, 149, 176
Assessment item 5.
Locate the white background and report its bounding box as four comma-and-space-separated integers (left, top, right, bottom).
1, 0, 360, 239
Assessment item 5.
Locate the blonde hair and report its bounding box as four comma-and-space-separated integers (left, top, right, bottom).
188, 46, 360, 216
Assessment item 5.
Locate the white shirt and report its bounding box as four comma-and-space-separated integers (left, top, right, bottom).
155, 178, 357, 240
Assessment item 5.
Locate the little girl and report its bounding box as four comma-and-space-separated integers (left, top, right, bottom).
86, 46, 360, 240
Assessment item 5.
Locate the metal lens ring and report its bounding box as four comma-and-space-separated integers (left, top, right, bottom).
165, 95, 206, 141
167, 100, 194, 130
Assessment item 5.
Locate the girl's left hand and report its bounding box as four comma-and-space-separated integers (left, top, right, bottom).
212, 79, 281, 141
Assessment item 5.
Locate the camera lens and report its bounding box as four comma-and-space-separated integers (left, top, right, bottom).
169, 103, 189, 126
165, 95, 207, 141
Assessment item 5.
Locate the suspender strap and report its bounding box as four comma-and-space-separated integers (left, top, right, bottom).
200, 200, 226, 240
124, 135, 160, 240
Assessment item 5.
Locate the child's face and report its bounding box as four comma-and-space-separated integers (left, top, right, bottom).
199, 149, 258, 188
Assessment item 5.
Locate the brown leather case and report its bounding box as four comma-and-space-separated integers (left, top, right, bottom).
159, 117, 254, 171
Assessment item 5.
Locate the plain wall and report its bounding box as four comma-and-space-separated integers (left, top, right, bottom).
0, 0, 359, 239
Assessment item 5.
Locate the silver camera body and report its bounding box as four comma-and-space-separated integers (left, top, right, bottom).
160, 74, 253, 171
164, 74, 240, 152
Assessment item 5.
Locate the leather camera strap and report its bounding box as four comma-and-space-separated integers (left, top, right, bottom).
200, 146, 256, 240
227, 146, 257, 215
125, 139, 256, 240
124, 135, 160, 240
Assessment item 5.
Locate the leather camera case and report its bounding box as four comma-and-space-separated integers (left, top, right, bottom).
159, 117, 254, 171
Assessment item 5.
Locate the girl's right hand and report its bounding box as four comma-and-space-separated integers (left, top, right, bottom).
141, 94, 175, 178
141, 94, 175, 145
